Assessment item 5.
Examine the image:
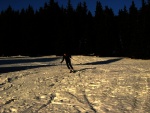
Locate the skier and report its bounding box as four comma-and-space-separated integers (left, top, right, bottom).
60, 53, 75, 73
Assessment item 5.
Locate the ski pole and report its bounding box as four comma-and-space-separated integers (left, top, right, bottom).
60, 62, 62, 72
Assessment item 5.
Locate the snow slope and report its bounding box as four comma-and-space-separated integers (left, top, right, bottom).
0, 55, 150, 113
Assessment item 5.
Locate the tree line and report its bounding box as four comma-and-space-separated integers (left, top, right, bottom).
0, 0, 150, 59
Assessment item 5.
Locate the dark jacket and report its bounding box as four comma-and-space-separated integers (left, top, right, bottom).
61, 54, 71, 63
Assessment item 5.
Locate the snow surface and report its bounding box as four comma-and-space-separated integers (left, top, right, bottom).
0, 55, 150, 112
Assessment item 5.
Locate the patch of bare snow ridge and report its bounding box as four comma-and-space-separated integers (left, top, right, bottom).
0, 55, 150, 113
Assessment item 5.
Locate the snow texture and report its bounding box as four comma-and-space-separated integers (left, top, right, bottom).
0, 55, 150, 113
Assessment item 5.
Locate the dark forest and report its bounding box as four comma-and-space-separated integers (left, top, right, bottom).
0, 0, 150, 59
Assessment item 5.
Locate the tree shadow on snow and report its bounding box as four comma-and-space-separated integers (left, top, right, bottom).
0, 57, 59, 65
0, 65, 55, 74
82, 58, 122, 65
0, 57, 59, 74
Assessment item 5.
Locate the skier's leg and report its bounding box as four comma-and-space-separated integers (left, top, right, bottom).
66, 63, 73, 73
68, 61, 74, 72
66, 62, 70, 69
69, 63, 73, 70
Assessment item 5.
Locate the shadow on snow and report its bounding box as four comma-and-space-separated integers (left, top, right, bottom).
74, 58, 122, 72
0, 57, 59, 74
82, 58, 122, 65
0, 57, 59, 65
76, 67, 96, 72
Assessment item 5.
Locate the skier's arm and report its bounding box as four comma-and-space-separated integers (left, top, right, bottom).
60, 56, 64, 63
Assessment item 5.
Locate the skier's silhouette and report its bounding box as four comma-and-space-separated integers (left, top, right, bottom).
60, 53, 74, 73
